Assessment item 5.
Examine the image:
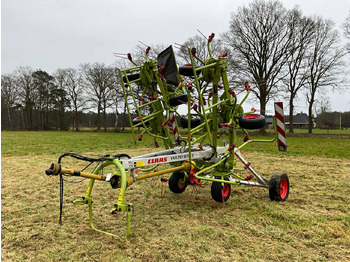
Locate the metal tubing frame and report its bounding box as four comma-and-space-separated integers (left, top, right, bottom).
49, 37, 287, 238
79, 159, 133, 237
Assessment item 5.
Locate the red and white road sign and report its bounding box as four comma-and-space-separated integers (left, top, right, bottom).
274, 102, 287, 151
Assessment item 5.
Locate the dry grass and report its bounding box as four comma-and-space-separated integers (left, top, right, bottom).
2, 149, 350, 261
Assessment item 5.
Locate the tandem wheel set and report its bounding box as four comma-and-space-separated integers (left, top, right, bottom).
45, 32, 290, 237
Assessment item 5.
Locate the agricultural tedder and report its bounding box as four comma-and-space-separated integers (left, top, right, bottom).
45, 32, 289, 237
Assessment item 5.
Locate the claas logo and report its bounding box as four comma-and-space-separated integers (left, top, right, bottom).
147, 157, 167, 164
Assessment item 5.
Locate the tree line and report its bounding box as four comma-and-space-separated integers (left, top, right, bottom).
2, 0, 350, 133
1, 64, 125, 131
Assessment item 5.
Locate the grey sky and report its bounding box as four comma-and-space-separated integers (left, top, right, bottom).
1, 0, 350, 112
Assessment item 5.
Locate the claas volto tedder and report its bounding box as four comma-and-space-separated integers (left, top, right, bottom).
45, 32, 289, 237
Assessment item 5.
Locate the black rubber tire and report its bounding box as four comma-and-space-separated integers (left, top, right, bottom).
169, 94, 188, 107
211, 179, 231, 202
122, 73, 140, 83
180, 115, 201, 128
239, 114, 266, 130
269, 173, 289, 201
179, 65, 201, 77
169, 171, 187, 193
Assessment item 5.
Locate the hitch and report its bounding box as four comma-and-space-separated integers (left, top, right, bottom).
46, 162, 108, 181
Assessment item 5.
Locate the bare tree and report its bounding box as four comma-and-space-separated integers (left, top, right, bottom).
109, 64, 126, 130
343, 11, 350, 54
55, 68, 87, 131
1, 74, 19, 129
80, 63, 116, 131
222, 0, 296, 123
284, 10, 316, 133
32, 69, 56, 129
15, 66, 36, 130
305, 17, 345, 133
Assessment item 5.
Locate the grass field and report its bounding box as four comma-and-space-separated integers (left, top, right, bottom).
2, 131, 350, 261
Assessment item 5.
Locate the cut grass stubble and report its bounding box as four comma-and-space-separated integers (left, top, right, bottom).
1, 131, 350, 261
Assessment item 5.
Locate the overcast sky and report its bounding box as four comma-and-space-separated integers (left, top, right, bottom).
1, 0, 350, 113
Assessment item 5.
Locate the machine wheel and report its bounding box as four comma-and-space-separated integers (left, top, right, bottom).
179, 65, 201, 77
239, 114, 265, 129
169, 94, 188, 106
211, 179, 231, 202
122, 73, 140, 83
269, 173, 289, 201
169, 171, 187, 193
180, 115, 201, 128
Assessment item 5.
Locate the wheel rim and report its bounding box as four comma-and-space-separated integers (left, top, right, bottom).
178, 177, 186, 189
244, 114, 259, 119
222, 184, 230, 198
280, 178, 288, 199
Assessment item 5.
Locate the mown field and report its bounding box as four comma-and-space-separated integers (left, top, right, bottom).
2, 131, 350, 261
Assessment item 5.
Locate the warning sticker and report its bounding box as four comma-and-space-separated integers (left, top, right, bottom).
85, 186, 90, 195
118, 188, 124, 204
136, 161, 145, 167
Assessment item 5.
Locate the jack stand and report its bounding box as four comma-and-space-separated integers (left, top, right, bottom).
73, 195, 133, 238
110, 203, 133, 237
73, 196, 89, 205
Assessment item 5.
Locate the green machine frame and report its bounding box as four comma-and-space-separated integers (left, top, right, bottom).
45, 33, 289, 237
